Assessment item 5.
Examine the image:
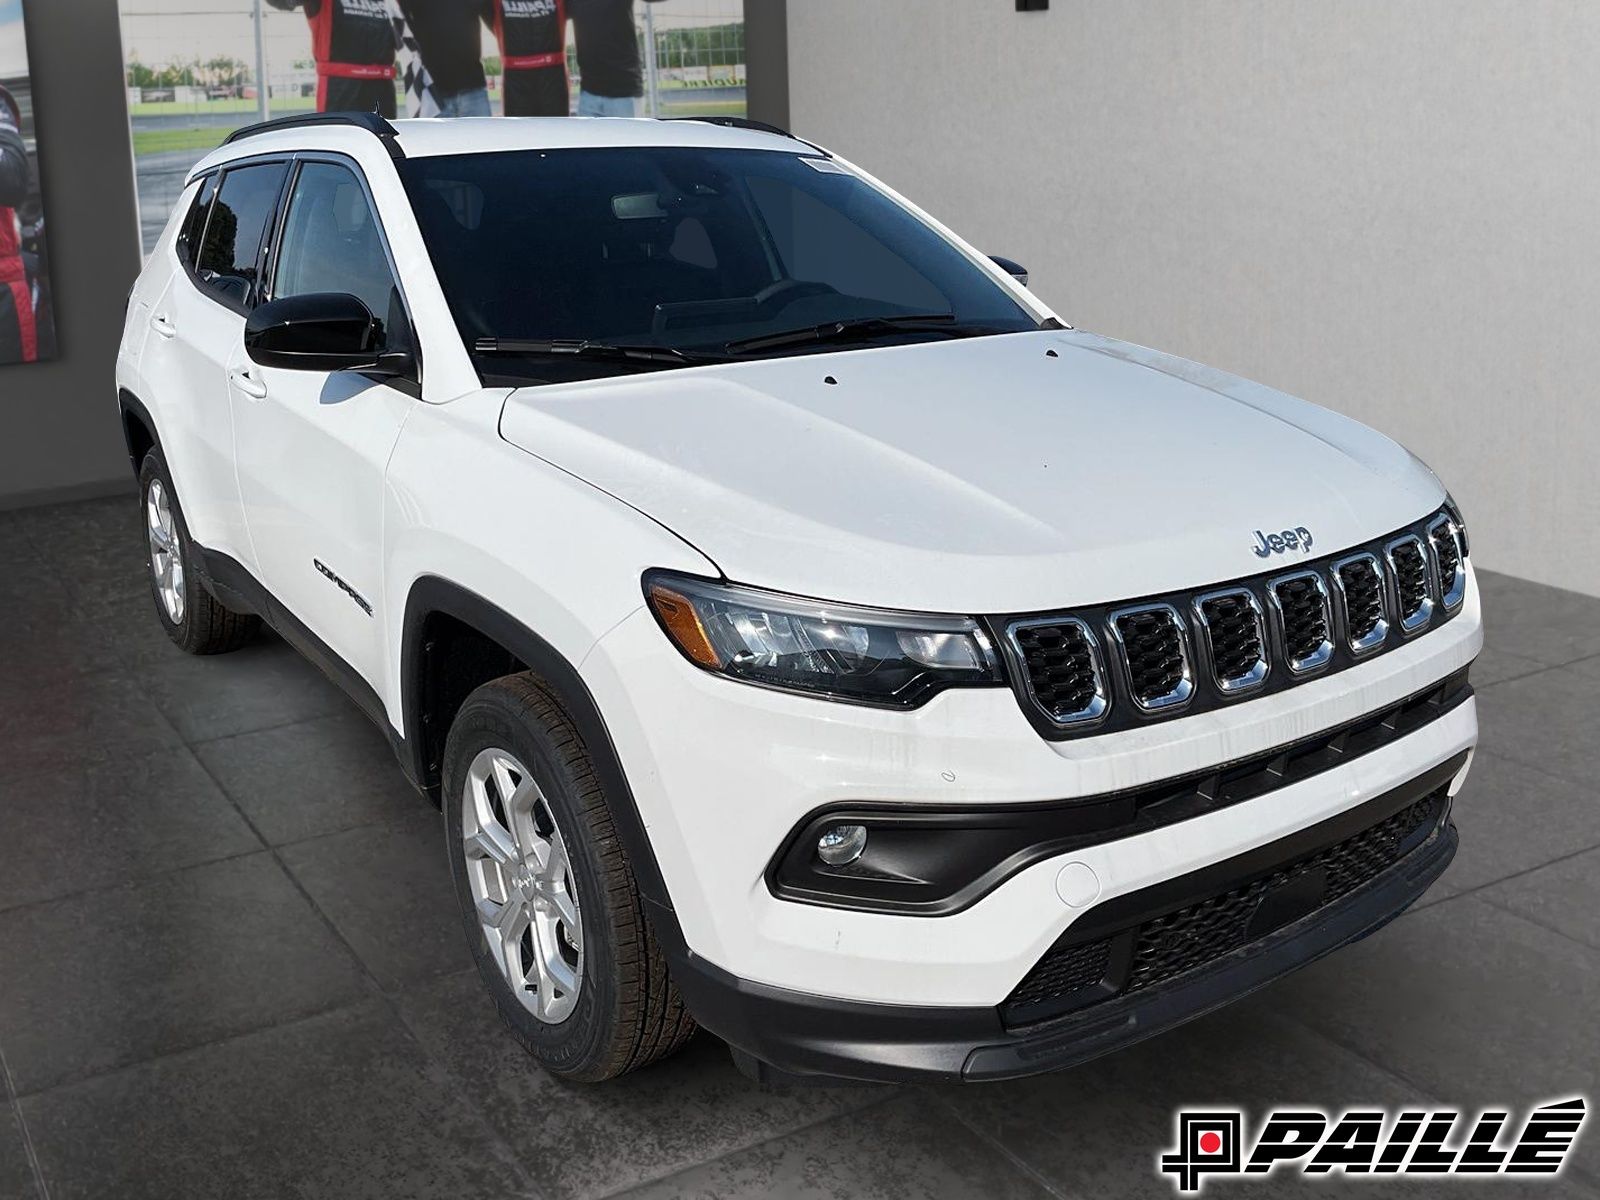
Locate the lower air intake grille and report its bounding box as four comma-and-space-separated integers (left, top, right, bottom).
1012, 620, 1104, 723
1112, 606, 1189, 709
1335, 556, 1387, 650
1271, 574, 1332, 670
1390, 537, 1431, 626
1000, 786, 1446, 1028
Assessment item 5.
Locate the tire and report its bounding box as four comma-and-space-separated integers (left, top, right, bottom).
443, 672, 696, 1081
138, 449, 260, 655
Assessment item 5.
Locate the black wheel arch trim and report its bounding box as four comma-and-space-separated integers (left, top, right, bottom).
118, 389, 163, 479
399, 575, 680, 916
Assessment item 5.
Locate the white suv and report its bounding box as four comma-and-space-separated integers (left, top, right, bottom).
116, 112, 1481, 1084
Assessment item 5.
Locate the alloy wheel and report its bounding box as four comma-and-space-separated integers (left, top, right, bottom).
145, 478, 185, 625
462, 747, 584, 1023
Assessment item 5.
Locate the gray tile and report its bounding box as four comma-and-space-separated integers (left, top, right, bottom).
0, 748, 260, 912
279, 812, 466, 990
397, 970, 886, 1200
945, 1000, 1485, 1199
1426, 751, 1600, 901
1471, 646, 1551, 688
139, 638, 350, 743
1272, 898, 1600, 1184
196, 711, 423, 846
0, 670, 183, 785
1475, 569, 1600, 667
1480, 847, 1600, 952
0, 1103, 40, 1200
0, 600, 126, 685
1473, 665, 1600, 786
82, 587, 211, 670
0, 853, 368, 1094
617, 1094, 1051, 1200
20, 1002, 529, 1200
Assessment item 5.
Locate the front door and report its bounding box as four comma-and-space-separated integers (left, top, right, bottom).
231, 158, 416, 693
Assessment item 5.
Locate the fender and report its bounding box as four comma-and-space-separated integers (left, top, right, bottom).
400, 574, 682, 922
117, 388, 162, 479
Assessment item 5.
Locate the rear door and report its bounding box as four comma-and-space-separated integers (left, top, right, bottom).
230, 156, 417, 692
140, 160, 288, 561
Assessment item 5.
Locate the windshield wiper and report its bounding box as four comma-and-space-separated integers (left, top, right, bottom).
724, 313, 1005, 355
473, 338, 724, 366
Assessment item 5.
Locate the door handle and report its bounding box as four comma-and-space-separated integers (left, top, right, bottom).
149, 313, 177, 339
229, 367, 268, 399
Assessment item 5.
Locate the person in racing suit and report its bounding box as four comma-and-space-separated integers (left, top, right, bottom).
482, 0, 569, 117
0, 85, 37, 365
267, 0, 398, 116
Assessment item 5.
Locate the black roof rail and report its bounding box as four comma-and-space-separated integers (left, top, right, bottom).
223, 110, 405, 158
661, 115, 830, 157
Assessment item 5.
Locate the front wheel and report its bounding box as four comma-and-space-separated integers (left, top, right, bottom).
138, 450, 259, 655
443, 672, 696, 1081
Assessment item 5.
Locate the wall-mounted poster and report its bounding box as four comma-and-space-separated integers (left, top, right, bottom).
0, 0, 55, 365
118, 0, 748, 253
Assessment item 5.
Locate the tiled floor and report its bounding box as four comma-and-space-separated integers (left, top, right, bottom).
1, 496, 1598, 1199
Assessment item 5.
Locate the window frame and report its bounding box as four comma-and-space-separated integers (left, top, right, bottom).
260, 151, 423, 392
183, 154, 293, 318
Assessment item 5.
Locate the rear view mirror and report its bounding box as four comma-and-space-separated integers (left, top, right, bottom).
245, 292, 381, 372
989, 255, 1030, 287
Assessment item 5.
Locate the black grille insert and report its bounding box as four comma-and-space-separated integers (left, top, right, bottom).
1335, 556, 1387, 650
1012, 620, 1104, 723
1390, 537, 1431, 626
1112, 606, 1189, 709
1271, 574, 1331, 670
1001, 784, 1447, 1027
1197, 592, 1266, 690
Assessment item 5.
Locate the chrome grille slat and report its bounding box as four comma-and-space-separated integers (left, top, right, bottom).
1192, 588, 1268, 694
1268, 570, 1334, 673
1108, 604, 1193, 712
1331, 552, 1389, 655
1386, 534, 1435, 634
1008, 617, 1108, 726
1427, 514, 1466, 611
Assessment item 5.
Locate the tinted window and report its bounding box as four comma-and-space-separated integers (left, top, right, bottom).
176, 174, 217, 269
195, 162, 287, 309
272, 162, 404, 349
399, 147, 1037, 381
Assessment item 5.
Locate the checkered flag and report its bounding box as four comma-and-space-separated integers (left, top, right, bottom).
387, 0, 440, 117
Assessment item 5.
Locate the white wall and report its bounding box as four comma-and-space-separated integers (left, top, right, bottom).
787, 0, 1599, 596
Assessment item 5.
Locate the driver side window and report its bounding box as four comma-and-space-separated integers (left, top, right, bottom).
272, 161, 406, 352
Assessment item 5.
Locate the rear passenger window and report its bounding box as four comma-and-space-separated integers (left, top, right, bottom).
176, 175, 217, 269
195, 162, 287, 310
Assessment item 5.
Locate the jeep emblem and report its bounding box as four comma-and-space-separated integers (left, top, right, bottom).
1251, 526, 1314, 558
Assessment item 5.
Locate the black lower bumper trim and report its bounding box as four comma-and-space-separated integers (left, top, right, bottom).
668, 758, 1462, 1085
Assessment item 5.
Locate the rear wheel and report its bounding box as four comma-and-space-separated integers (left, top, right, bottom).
139, 450, 259, 655
443, 672, 696, 1081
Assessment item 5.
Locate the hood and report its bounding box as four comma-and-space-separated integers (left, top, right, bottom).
498, 329, 1444, 614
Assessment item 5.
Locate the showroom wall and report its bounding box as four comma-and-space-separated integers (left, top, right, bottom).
784, 1, 1599, 597
0, 0, 143, 509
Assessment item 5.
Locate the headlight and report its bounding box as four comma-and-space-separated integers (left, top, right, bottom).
643, 571, 1003, 707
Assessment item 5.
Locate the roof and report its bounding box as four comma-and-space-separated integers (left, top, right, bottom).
192, 115, 812, 180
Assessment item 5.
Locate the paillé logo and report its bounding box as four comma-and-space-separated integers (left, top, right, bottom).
1159, 1098, 1587, 1193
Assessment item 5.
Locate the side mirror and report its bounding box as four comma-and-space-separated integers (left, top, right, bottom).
245, 292, 383, 372
989, 255, 1030, 288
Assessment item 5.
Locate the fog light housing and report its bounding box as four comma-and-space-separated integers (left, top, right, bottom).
816, 824, 867, 866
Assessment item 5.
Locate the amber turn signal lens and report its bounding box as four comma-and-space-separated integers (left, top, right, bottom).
647, 583, 722, 668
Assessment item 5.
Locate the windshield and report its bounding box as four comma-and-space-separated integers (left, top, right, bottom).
398, 147, 1043, 383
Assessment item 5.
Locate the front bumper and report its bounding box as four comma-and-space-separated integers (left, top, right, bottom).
670, 754, 1461, 1084
582, 573, 1481, 1007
